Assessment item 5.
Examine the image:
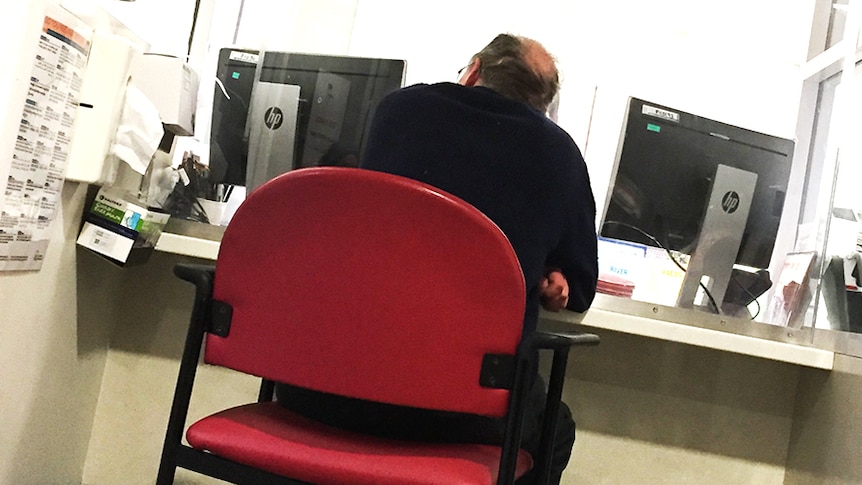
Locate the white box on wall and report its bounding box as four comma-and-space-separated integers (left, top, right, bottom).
131, 53, 199, 136
65, 31, 143, 184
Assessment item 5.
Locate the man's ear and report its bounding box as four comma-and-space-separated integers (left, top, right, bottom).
461, 58, 481, 87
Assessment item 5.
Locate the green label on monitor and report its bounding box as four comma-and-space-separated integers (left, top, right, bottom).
647, 123, 661, 133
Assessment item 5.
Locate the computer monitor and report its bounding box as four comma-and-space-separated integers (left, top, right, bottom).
601, 97, 795, 268
209, 48, 406, 188
599, 97, 795, 309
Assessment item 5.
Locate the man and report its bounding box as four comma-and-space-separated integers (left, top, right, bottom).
278, 34, 598, 484
361, 34, 597, 337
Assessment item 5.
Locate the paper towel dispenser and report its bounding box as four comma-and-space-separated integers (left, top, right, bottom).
64, 31, 142, 184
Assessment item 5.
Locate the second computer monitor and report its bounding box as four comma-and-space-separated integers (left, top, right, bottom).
600, 97, 795, 272
210, 49, 407, 190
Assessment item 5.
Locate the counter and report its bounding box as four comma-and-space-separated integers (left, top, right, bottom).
545, 295, 834, 370
154, 220, 835, 371
155, 218, 224, 260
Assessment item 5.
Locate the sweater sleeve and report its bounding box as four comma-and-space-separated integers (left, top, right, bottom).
548, 152, 599, 313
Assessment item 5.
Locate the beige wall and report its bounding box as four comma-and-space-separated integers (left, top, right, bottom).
563, 329, 799, 483
79, 255, 804, 484
0, 2, 191, 483
0, 182, 111, 485
0, 3, 112, 483
784, 355, 862, 485
81, 251, 259, 485
73, 251, 809, 484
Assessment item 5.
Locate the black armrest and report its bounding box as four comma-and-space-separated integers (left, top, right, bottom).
174, 263, 216, 291
525, 317, 600, 353
528, 329, 600, 352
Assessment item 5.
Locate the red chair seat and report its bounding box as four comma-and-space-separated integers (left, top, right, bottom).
186, 402, 533, 485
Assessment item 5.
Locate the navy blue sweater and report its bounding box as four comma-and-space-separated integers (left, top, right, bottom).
361, 83, 598, 335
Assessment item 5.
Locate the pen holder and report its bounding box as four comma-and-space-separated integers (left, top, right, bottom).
197, 198, 228, 226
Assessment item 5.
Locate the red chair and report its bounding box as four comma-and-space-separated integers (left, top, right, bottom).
156, 167, 599, 485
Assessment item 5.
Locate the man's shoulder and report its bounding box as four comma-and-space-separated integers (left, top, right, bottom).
374, 83, 438, 114
384, 82, 457, 103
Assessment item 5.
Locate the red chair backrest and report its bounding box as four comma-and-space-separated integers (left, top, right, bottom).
207, 167, 526, 417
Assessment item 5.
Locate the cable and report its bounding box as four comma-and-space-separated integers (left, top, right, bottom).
602, 221, 722, 315
186, 0, 201, 58
727, 274, 762, 320
214, 78, 231, 100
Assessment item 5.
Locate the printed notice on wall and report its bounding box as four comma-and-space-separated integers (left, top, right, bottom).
0, 6, 91, 271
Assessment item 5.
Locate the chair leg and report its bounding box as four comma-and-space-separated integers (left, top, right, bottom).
498, 357, 534, 485
533, 347, 570, 485
157, 264, 213, 485
155, 455, 177, 485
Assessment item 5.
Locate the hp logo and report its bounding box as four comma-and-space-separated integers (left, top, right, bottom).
721, 191, 740, 214
264, 107, 284, 130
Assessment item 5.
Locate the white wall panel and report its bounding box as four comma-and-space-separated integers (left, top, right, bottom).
94, 0, 196, 58
234, 0, 357, 54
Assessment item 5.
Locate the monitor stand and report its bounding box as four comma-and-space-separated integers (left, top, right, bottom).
677, 164, 758, 312
245, 81, 301, 193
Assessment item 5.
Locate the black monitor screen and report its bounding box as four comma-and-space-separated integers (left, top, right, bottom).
599, 97, 795, 269
210, 48, 406, 186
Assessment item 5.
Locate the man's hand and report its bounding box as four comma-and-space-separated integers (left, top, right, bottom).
539, 269, 569, 311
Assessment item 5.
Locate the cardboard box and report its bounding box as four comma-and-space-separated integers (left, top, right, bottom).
77, 187, 170, 266
131, 53, 199, 136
